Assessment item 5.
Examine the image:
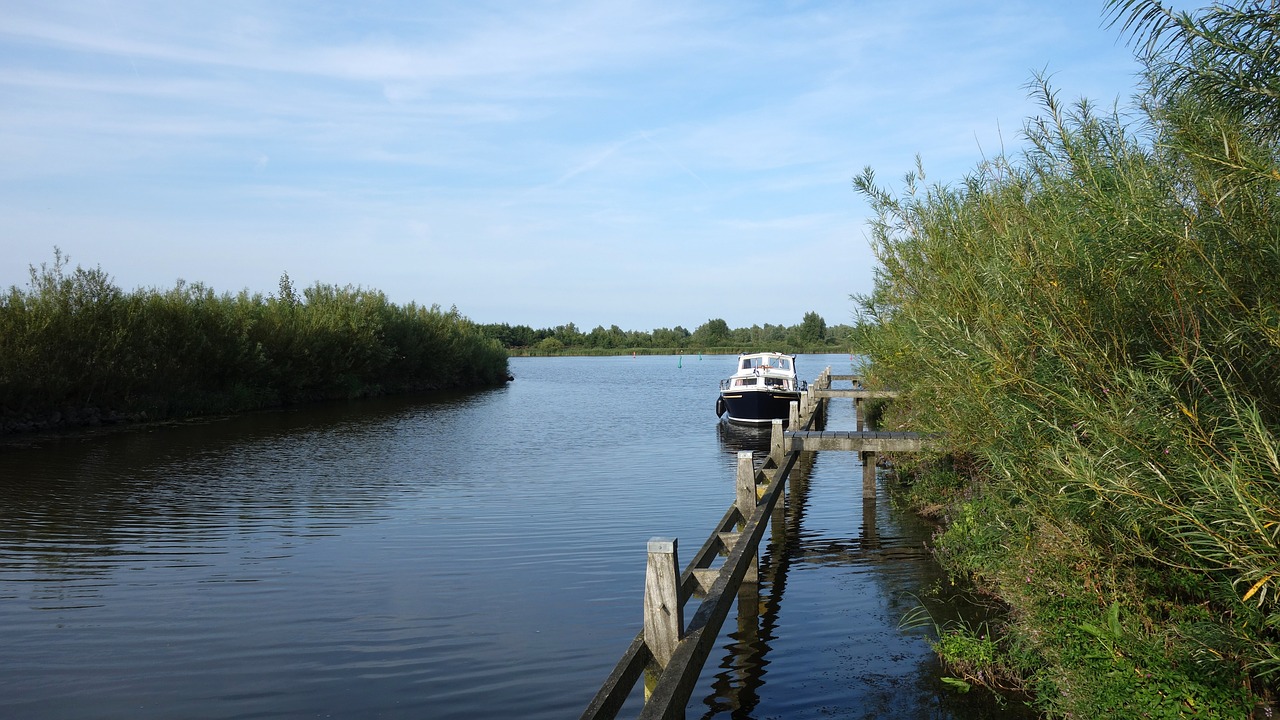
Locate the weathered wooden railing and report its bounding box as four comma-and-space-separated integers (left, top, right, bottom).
812, 374, 898, 431
580, 369, 924, 719
580, 369, 833, 720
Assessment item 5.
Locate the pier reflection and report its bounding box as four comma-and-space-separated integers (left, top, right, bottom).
695, 439, 817, 718
697, 431, 1025, 718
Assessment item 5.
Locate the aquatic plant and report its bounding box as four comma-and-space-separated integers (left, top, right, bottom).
0, 252, 508, 431
857, 1, 1280, 715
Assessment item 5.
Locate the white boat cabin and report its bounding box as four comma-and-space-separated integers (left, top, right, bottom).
738, 355, 793, 372
728, 375, 795, 390
722, 352, 800, 392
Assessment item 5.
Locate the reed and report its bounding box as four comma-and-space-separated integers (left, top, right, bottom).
859, 2, 1280, 715
0, 253, 508, 431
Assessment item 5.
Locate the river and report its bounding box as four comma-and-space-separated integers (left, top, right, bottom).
0, 354, 1029, 719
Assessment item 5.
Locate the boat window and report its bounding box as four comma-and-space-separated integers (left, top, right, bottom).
741, 357, 759, 370
777, 358, 791, 371
733, 377, 757, 387
765, 377, 786, 387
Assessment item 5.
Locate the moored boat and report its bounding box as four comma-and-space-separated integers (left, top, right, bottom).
716, 352, 805, 425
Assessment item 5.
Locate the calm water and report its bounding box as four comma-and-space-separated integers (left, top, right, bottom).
0, 354, 1028, 719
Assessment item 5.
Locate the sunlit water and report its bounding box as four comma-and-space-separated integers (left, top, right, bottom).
0, 354, 1029, 719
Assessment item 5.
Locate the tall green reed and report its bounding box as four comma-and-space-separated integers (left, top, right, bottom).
855, 1, 1280, 711
0, 253, 508, 425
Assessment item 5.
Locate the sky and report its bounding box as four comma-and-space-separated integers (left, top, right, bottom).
1, 1, 1149, 332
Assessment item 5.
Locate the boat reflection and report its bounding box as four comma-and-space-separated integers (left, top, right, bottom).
715, 419, 771, 454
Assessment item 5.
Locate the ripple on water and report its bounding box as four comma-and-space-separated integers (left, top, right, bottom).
0, 356, 1023, 719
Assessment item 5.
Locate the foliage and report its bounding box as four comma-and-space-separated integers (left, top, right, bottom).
480, 312, 856, 355
0, 252, 509, 431
858, 1, 1280, 716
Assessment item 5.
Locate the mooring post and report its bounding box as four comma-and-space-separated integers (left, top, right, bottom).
735, 450, 761, 584
735, 451, 757, 519
788, 400, 799, 428
770, 418, 785, 461
856, 397, 865, 431
644, 537, 683, 670
861, 451, 877, 498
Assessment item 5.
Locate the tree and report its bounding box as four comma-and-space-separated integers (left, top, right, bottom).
652, 326, 690, 348
797, 311, 827, 345
692, 318, 731, 347
552, 322, 582, 346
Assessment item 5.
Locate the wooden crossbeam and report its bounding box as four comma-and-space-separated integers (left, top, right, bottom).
784, 430, 923, 453
811, 388, 899, 399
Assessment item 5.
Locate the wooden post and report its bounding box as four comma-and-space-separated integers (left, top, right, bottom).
788, 400, 799, 428
770, 419, 784, 461
861, 451, 877, 498
862, 497, 879, 549
735, 451, 756, 519
735, 451, 760, 584
856, 397, 864, 431
644, 538, 683, 669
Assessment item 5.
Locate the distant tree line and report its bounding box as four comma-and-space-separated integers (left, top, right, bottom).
481, 311, 855, 354
0, 251, 509, 434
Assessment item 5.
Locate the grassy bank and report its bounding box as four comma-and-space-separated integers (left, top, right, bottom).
857, 2, 1278, 716
0, 252, 509, 434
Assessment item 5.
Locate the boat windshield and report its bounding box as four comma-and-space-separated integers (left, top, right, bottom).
741, 355, 792, 371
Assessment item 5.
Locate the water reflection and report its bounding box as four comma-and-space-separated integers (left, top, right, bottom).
714, 421, 772, 455
0, 355, 1030, 719
0, 394, 479, 588
695, 388, 1033, 719
697, 445, 817, 719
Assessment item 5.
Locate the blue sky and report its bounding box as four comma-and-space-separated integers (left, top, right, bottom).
1, 1, 1146, 331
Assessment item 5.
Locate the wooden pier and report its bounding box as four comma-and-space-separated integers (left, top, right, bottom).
580, 369, 924, 720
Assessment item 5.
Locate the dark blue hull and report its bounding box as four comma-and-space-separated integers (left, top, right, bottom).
719, 389, 800, 425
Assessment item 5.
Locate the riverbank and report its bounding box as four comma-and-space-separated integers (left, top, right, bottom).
0, 252, 509, 437
855, 4, 1279, 717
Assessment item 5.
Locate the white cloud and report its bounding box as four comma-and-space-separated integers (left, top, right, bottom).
0, 0, 1143, 329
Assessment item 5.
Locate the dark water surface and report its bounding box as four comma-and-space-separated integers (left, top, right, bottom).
0, 354, 1027, 719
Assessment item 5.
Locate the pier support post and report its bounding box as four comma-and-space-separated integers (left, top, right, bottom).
770, 419, 784, 461
735, 451, 761, 583
644, 538, 683, 669
735, 451, 757, 519
861, 452, 877, 498
856, 397, 865, 431
789, 400, 799, 428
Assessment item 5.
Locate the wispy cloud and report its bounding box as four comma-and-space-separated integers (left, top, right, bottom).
0, 0, 1143, 329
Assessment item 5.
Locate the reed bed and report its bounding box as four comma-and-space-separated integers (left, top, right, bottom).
858, 2, 1280, 715
0, 254, 509, 432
